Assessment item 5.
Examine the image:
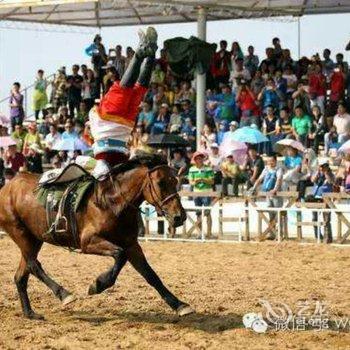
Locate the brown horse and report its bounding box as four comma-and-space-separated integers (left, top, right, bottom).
0, 153, 193, 320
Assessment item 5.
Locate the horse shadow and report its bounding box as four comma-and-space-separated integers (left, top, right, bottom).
70, 310, 243, 333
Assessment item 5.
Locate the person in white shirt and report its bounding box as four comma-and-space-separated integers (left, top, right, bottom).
44, 124, 62, 162
207, 143, 223, 185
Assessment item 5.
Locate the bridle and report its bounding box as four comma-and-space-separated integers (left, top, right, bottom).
109, 164, 180, 218
144, 164, 180, 217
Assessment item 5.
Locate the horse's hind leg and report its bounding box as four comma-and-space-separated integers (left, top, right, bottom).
88, 249, 127, 295
27, 259, 75, 306
15, 256, 43, 320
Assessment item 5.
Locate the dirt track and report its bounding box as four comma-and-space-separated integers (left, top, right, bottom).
1, 237, 350, 350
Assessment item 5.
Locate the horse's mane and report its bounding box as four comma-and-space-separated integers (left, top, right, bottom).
109, 152, 167, 177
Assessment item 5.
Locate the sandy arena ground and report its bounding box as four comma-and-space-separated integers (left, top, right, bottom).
1, 236, 350, 350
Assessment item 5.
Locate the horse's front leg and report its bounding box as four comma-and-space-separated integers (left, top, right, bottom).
125, 242, 194, 317
81, 235, 127, 295
88, 249, 127, 295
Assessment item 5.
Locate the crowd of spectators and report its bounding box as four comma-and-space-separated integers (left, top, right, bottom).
1, 34, 350, 241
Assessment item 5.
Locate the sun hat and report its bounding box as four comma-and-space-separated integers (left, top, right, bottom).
210, 143, 219, 148
191, 151, 207, 164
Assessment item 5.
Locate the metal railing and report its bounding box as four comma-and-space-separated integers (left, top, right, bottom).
0, 73, 56, 120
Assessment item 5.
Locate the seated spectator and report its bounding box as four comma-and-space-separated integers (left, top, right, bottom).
230, 57, 251, 90
188, 151, 214, 238
250, 70, 265, 96
62, 120, 79, 140
170, 149, 187, 190
282, 65, 297, 98
274, 69, 287, 105
44, 124, 61, 163
297, 148, 318, 200
181, 99, 196, 124
200, 123, 216, 151
243, 146, 265, 189
329, 64, 345, 108
236, 81, 258, 126
76, 101, 89, 125
292, 81, 311, 115
207, 143, 223, 185
3, 144, 26, 173
168, 104, 182, 134
151, 103, 170, 134
25, 144, 43, 174
151, 63, 165, 85
11, 123, 27, 152
308, 63, 326, 114
308, 105, 327, 154
55, 106, 70, 132
178, 81, 195, 104
137, 101, 155, 133
283, 145, 303, 189
224, 121, 239, 140
51, 155, 64, 169
38, 114, 51, 138
23, 123, 42, 156
276, 107, 292, 139
153, 85, 169, 112
181, 118, 196, 149
262, 105, 278, 155
291, 105, 312, 146
324, 102, 350, 155
217, 120, 228, 145
251, 154, 283, 236
220, 154, 244, 197
215, 85, 237, 123
309, 162, 335, 243
257, 78, 281, 112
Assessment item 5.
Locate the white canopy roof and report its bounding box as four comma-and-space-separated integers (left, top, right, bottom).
1, 0, 350, 27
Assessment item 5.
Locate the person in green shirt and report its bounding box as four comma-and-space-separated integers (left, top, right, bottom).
291, 105, 312, 146
188, 151, 214, 238
11, 123, 27, 152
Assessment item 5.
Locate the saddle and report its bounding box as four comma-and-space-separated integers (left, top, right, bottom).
35, 164, 96, 247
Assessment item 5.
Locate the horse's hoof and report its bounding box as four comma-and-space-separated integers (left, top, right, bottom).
177, 304, 195, 317
88, 283, 99, 295
62, 294, 76, 306
26, 311, 45, 320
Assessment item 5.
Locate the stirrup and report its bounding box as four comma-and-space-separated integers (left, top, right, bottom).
55, 216, 68, 233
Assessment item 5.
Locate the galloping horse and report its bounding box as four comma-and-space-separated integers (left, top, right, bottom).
0, 153, 193, 320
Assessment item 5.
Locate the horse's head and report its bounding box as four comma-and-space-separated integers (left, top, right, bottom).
142, 164, 186, 228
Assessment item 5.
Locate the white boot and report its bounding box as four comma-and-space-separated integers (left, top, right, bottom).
92, 159, 110, 180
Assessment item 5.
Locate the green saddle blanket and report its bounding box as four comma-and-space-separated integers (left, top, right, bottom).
36, 176, 95, 213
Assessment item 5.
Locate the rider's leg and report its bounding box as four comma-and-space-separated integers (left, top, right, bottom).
120, 27, 158, 88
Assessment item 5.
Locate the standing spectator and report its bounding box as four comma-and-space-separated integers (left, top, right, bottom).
244, 45, 259, 76
82, 68, 98, 111
23, 123, 41, 156
324, 102, 350, 154
250, 70, 265, 96
336, 53, 349, 73
85, 34, 107, 91
297, 148, 318, 200
329, 64, 345, 108
3, 144, 26, 173
322, 48, 335, 79
125, 46, 135, 69
278, 49, 294, 72
188, 151, 214, 238
113, 45, 126, 78
151, 63, 165, 85
308, 63, 326, 114
211, 40, 231, 87
262, 105, 278, 154
52, 67, 67, 110
272, 37, 283, 59
67, 64, 83, 118
230, 58, 251, 90
221, 154, 243, 197
292, 81, 311, 115
291, 106, 312, 146
32, 69, 48, 120
282, 65, 297, 99
216, 85, 237, 123
137, 101, 155, 133
251, 154, 283, 235
156, 48, 169, 72
170, 149, 187, 190
9, 82, 24, 129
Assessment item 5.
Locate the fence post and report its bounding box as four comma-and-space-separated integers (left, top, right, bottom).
244, 198, 250, 241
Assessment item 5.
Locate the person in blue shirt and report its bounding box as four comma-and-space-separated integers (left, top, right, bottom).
62, 120, 79, 140
283, 145, 303, 190
214, 85, 237, 122
258, 78, 281, 112
217, 120, 228, 145
137, 101, 155, 133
